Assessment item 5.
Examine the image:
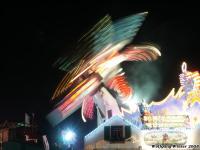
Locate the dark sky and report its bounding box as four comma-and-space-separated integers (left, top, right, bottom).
1, 2, 200, 149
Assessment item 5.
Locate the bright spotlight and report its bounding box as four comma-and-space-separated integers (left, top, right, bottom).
62, 130, 76, 143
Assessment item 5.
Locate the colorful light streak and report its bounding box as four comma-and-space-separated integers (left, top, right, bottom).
106, 74, 133, 101
47, 12, 161, 125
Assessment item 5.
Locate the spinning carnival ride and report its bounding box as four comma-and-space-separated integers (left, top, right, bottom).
46, 12, 200, 147
47, 12, 161, 126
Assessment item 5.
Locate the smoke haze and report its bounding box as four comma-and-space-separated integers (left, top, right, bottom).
123, 61, 162, 103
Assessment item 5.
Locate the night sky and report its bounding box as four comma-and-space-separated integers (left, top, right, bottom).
1, 2, 200, 149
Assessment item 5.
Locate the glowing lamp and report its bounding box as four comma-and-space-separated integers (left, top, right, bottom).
62, 130, 76, 143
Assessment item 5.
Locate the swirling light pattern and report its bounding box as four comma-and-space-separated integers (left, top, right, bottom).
47, 12, 161, 126
106, 74, 133, 101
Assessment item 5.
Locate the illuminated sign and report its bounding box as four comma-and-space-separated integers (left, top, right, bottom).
144, 130, 187, 145
143, 115, 190, 128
